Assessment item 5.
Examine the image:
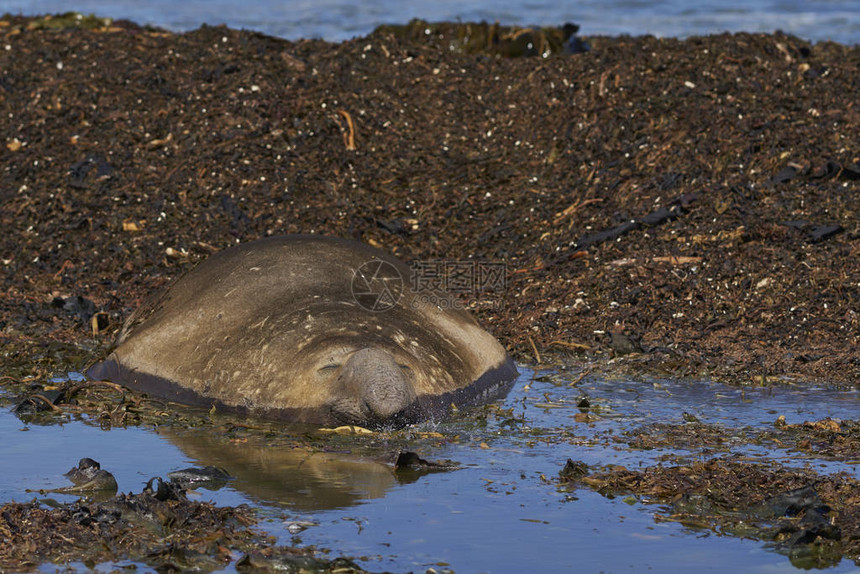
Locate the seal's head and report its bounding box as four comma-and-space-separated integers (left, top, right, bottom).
326, 347, 419, 426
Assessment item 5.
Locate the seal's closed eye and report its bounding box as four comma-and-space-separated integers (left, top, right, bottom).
398, 364, 414, 378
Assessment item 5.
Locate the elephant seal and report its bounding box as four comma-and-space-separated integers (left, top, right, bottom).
88, 235, 517, 428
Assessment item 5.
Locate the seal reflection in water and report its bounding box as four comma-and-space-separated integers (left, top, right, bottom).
89, 235, 518, 428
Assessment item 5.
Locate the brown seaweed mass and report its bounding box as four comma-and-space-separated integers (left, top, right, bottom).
0, 16, 858, 385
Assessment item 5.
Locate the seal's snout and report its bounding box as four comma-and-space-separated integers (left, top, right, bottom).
335, 347, 418, 424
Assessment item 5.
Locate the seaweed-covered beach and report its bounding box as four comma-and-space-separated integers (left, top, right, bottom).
1, 16, 858, 384
1, 14, 859, 572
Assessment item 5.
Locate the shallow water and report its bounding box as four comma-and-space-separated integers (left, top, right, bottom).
3, 370, 860, 572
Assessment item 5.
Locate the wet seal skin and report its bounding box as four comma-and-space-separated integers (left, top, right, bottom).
89, 235, 517, 428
